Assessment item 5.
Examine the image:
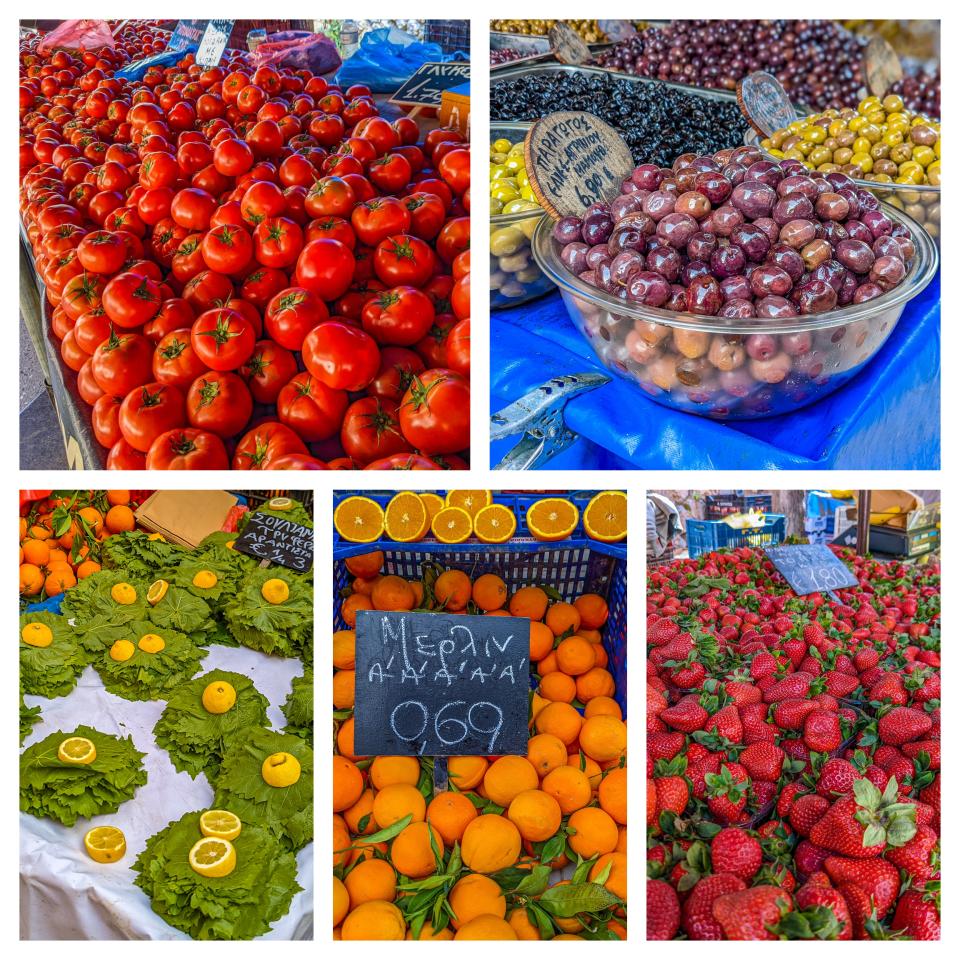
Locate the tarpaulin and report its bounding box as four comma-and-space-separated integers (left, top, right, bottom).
490, 271, 940, 471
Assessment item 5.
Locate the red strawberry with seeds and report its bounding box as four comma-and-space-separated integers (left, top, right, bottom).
647, 879, 681, 940
705, 763, 750, 823
790, 875, 853, 940
711, 886, 793, 940
886, 824, 939, 884
660, 695, 709, 733
710, 826, 762, 881
823, 856, 900, 915
794, 838, 831, 877
890, 883, 940, 940
816, 757, 858, 797
878, 706, 932, 746
789, 793, 830, 836
739, 742, 785, 782
682, 873, 746, 940
773, 698, 817, 731
648, 731, 686, 762
804, 709, 842, 753
648, 617, 680, 647
705, 704, 743, 742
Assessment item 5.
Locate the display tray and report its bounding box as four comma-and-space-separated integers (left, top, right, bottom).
869, 523, 940, 558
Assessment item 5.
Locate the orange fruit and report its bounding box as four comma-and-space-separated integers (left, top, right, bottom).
576, 667, 616, 702
76, 559, 101, 579
44, 568, 76, 596
58, 520, 80, 549
537, 651, 560, 675
334, 496, 385, 543
568, 807, 619, 859
507, 789, 562, 842
529, 621, 554, 660
472, 573, 507, 611
105, 504, 135, 533
444, 490, 491, 518
545, 602, 581, 637
448, 873, 506, 929
434, 569, 471, 611
406, 920, 453, 940
509, 586, 548, 621
574, 593, 609, 629
332, 670, 356, 709
454, 915, 517, 940
333, 756, 364, 812
461, 815, 521, 873
344, 857, 397, 908
106, 490, 130, 506
372, 783, 426, 829
579, 627, 603, 644
27, 522, 52, 540
352, 576, 379, 596
483, 756, 539, 807
526, 733, 568, 777
584, 695, 622, 720
583, 491, 627, 543
579, 715, 627, 763
334, 875, 349, 926
369, 755, 420, 790
593, 644, 609, 669
343, 788, 377, 836
535, 701, 583, 746
427, 791, 478, 846
333, 630, 356, 670
390, 822, 443, 878
448, 755, 488, 791
538, 671, 576, 703
431, 506, 472, 544
525, 498, 579, 541
507, 907, 541, 940
555, 635, 597, 676
21, 539, 50, 567
569, 753, 603, 789
541, 765, 592, 815
409, 580, 424, 605
419, 493, 445, 523
333, 815, 351, 868
341, 900, 406, 940
371, 575, 415, 611
19, 563, 44, 596
46, 547, 69, 566
341, 594, 372, 627
78, 506, 104, 534
473, 503, 517, 543
384, 491, 430, 542
598, 767, 627, 825
336, 717, 360, 760
345, 551, 384, 578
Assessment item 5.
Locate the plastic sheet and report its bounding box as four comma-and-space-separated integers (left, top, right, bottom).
253, 32, 341, 75
20, 644, 312, 941
38, 20, 115, 54
490, 271, 940, 470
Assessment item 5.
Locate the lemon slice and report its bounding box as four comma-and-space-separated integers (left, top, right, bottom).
147, 533, 166, 541
192, 570, 218, 589
267, 497, 294, 511
225, 539, 236, 550
200, 810, 242, 841
109, 639, 135, 662
147, 579, 169, 605
21, 622, 53, 647
202, 681, 237, 714
261, 578, 290, 604
138, 633, 166, 654
84, 825, 126, 863
58, 737, 96, 765
261, 751, 301, 787
110, 582, 137, 605
188, 837, 237, 878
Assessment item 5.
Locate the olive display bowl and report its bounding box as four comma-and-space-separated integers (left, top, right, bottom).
489, 122, 553, 310
744, 128, 941, 251
531, 202, 938, 419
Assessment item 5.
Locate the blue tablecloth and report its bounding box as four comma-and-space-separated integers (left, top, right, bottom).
490, 270, 940, 470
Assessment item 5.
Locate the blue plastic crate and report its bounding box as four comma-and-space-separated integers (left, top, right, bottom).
704, 492, 773, 520
686, 514, 786, 559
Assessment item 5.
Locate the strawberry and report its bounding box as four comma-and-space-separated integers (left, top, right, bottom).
711, 886, 792, 940
668, 660, 707, 688
804, 709, 842, 753
885, 825, 939, 884
783, 636, 807, 667
753, 780, 777, 808
764, 672, 814, 703
853, 647, 880, 672
823, 671, 860, 697
902, 739, 940, 769
816, 757, 858, 798
789, 793, 830, 836
749, 651, 778, 681
681, 873, 745, 940
655, 775, 690, 818
877, 706, 932, 746
868, 673, 908, 705
803, 621, 828, 649
773, 698, 817, 731
710, 827, 762, 880
705, 704, 743, 742
823, 856, 900, 915
648, 731, 686, 762
890, 882, 940, 940
647, 778, 657, 827
648, 617, 680, 647
836, 881, 877, 939
647, 878, 681, 939
705, 763, 750, 823
789, 875, 852, 940
660, 695, 708, 733
724, 680, 762, 706
739, 742, 785, 782
794, 838, 831, 877
776, 781, 804, 819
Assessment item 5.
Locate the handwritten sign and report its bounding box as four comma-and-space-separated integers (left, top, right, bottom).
167, 19, 206, 53
737, 71, 798, 138
233, 513, 313, 572
765, 544, 858, 596
390, 61, 471, 109
353, 610, 530, 757
524, 111, 635, 220
549, 22, 590, 65
195, 19, 234, 67
864, 36, 904, 97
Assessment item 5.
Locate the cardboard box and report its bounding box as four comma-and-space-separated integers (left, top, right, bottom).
134, 490, 239, 548
439, 82, 470, 138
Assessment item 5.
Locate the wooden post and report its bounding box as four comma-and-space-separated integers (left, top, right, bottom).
857, 491, 872, 556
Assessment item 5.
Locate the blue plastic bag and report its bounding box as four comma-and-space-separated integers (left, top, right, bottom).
334, 27, 465, 93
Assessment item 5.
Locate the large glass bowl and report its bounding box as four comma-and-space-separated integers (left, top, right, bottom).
489, 122, 553, 310
531, 203, 938, 419
745, 128, 941, 250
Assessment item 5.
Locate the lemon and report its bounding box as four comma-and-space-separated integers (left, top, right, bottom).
199, 809, 242, 841
188, 837, 237, 878
58, 737, 96, 765
21, 622, 53, 647
201, 681, 236, 714
84, 825, 126, 863
147, 533, 166, 541
261, 578, 290, 605
147, 579, 169, 605
225, 540, 236, 550
267, 497, 294, 511
261, 751, 301, 787
109, 639, 135, 662
110, 582, 137, 605
192, 570, 218, 589
138, 633, 165, 654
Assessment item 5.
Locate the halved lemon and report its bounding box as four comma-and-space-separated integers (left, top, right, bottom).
109, 639, 135, 662
138, 633, 166, 654
192, 570, 218, 589
110, 582, 137, 605
474, 503, 517, 544
431, 506, 473, 544
200, 809, 242, 841
202, 681, 237, 715
188, 837, 237, 878
267, 497, 294, 511
147, 579, 169, 605
384, 491, 430, 542
583, 491, 627, 543
334, 496, 385, 543
261, 578, 290, 604
419, 493, 445, 523
21, 622, 53, 648
261, 751, 301, 787
147, 533, 166, 542
84, 825, 126, 863
445, 490, 492, 519
526, 498, 579, 542
58, 736, 96, 765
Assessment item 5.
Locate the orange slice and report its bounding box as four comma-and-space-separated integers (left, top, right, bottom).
526, 498, 579, 542
431, 506, 473, 544
444, 490, 492, 519
474, 503, 517, 544
334, 496, 385, 543
384, 491, 430, 542
420, 492, 445, 523
583, 491, 627, 543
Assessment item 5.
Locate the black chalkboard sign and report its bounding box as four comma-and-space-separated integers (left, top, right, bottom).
354, 610, 531, 757
390, 61, 471, 109
765, 544, 858, 596
233, 514, 313, 572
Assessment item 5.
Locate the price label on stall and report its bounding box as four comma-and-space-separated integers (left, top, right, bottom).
864, 36, 904, 97
737, 71, 798, 138
549, 22, 591, 65
167, 19, 207, 53
195, 19, 234, 67
523, 111, 635, 219
764, 544, 858, 596
353, 610, 530, 756
390, 61, 471, 110
233, 513, 313, 572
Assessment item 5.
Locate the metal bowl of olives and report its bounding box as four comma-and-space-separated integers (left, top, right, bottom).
531, 203, 938, 419
489, 122, 554, 310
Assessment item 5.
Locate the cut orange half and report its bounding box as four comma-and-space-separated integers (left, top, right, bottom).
419, 492, 445, 523
334, 496, 385, 544
584, 491, 627, 543
526, 498, 579, 542
431, 506, 473, 544
474, 504, 517, 544
445, 490, 492, 519
384, 491, 430, 542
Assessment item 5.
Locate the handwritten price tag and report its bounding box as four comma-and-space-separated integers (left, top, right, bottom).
764, 544, 858, 596
233, 513, 313, 572
737, 71, 798, 138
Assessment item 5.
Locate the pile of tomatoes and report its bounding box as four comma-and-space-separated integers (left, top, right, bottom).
19, 21, 470, 470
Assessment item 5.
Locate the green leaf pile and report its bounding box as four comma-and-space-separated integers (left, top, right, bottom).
197, 533, 259, 573
133, 810, 301, 940
223, 568, 313, 660
19, 610, 85, 698
146, 585, 222, 646
213, 727, 313, 852
20, 690, 41, 745
169, 553, 245, 604
154, 670, 270, 781
59, 569, 149, 627
93, 621, 203, 701
20, 724, 147, 825
100, 531, 188, 580
281, 669, 313, 747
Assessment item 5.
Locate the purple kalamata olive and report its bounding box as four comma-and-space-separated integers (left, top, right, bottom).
797, 279, 838, 314
560, 242, 589, 274
731, 180, 777, 218
642, 190, 677, 221
773, 194, 814, 226
870, 255, 906, 291
779, 218, 817, 249
835, 238, 875, 274
553, 216, 583, 245
687, 231, 718, 262
815, 192, 850, 221
631, 163, 663, 191
731, 223, 771, 262
719, 298, 756, 319
626, 271, 671, 307
781, 331, 812, 356
767, 244, 805, 282
711, 244, 747, 279
581, 212, 613, 246
710, 204, 744, 237
657, 212, 699, 248
682, 260, 711, 286
749, 264, 793, 298
695, 173, 732, 204
685, 276, 723, 316
746, 333, 777, 361
755, 296, 798, 319
646, 246, 682, 281
720, 274, 753, 302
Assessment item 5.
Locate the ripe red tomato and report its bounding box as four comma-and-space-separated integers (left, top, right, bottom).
361, 286, 435, 346
144, 297, 195, 341
402, 192, 446, 240
373, 234, 436, 288
73, 309, 112, 354
76, 230, 127, 274
351, 197, 411, 248
399, 368, 470, 455
146, 427, 229, 469
369, 153, 411, 194
170, 188, 217, 231
190, 308, 256, 371
200, 224, 254, 274
277, 372, 348, 442
118, 381, 187, 452
185, 371, 253, 438
438, 148, 470, 196
265, 286, 328, 351
213, 137, 254, 177
107, 437, 147, 470
232, 421, 308, 469
239, 340, 299, 404
153, 328, 208, 388
294, 238, 355, 302
341, 397, 413, 466
101, 270, 162, 328
92, 394, 123, 447
451, 272, 469, 320
364, 452, 441, 470
90, 328, 153, 396
301, 321, 380, 392
436, 217, 470, 265
446, 318, 470, 375
367, 346, 426, 403
305, 176, 356, 218
253, 216, 303, 268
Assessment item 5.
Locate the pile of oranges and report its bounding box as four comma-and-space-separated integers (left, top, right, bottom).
19, 491, 138, 599
333, 550, 627, 940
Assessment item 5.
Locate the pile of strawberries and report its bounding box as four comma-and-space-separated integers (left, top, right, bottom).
647, 545, 941, 940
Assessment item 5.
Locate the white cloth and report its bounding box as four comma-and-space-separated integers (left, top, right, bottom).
20, 644, 313, 940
